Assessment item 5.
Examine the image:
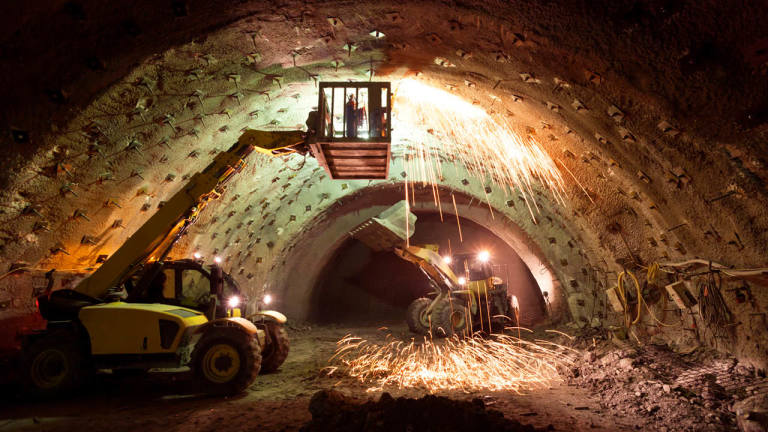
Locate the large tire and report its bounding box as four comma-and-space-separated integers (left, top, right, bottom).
260, 323, 289, 374
433, 301, 468, 337
192, 328, 261, 396
406, 298, 433, 334
21, 332, 87, 398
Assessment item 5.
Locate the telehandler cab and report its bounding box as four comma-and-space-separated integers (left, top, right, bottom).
122, 259, 289, 373
21, 82, 392, 398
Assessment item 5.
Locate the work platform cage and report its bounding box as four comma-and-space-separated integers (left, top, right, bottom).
310, 82, 392, 180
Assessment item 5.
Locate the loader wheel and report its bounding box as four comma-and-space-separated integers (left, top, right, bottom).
22, 333, 86, 398
260, 323, 289, 374
406, 298, 433, 334
433, 301, 468, 337
491, 296, 517, 332
192, 328, 261, 396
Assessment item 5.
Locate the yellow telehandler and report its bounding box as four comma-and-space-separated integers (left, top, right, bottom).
21, 82, 392, 397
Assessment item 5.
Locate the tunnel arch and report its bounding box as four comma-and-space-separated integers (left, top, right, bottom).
0, 0, 767, 368
265, 183, 570, 323
305, 209, 549, 327
1, 0, 766, 275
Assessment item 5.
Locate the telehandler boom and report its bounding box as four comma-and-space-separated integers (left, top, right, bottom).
22, 82, 392, 398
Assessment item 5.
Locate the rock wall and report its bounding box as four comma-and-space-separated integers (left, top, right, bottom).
0, 0, 767, 366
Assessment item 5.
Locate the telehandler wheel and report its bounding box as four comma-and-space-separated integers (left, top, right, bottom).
433, 301, 468, 337
192, 328, 261, 396
406, 298, 433, 334
260, 323, 289, 374
22, 332, 87, 398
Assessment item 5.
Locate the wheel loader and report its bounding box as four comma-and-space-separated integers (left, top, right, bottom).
350, 201, 516, 337
20, 82, 393, 398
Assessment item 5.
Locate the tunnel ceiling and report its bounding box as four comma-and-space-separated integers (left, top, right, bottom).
1, 0, 767, 324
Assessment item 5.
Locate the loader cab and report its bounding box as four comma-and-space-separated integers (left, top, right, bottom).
448, 252, 508, 296
126, 260, 244, 318
450, 253, 494, 282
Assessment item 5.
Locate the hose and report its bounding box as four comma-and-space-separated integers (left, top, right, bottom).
613, 258, 758, 332
617, 270, 642, 328
647, 262, 660, 285
657, 259, 768, 278
617, 266, 677, 329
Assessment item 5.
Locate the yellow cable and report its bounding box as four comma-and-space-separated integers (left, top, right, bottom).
643, 262, 677, 327
617, 270, 641, 328
643, 297, 677, 327
628, 271, 642, 325
617, 264, 677, 328
647, 262, 659, 285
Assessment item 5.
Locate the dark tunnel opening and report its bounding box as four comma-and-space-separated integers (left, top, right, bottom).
308, 238, 432, 325
308, 212, 547, 327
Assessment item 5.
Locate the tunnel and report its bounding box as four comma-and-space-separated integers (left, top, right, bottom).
310, 211, 547, 326
1, 0, 767, 431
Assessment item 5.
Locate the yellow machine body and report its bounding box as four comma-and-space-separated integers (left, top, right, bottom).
195, 316, 259, 335
79, 302, 207, 355
399, 245, 504, 317
195, 316, 266, 347
394, 245, 458, 287
463, 280, 489, 307
250, 310, 288, 324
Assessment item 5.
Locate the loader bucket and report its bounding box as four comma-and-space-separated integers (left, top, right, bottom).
350, 200, 416, 251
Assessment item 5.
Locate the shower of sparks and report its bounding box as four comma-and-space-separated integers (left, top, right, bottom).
394, 79, 566, 220
326, 330, 577, 394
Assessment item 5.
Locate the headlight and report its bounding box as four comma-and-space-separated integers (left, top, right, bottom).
442, 256, 452, 264
227, 296, 240, 308
457, 276, 467, 285
193, 252, 202, 259
477, 250, 490, 263
263, 294, 273, 305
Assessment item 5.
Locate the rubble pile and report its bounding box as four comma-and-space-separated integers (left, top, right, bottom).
301, 389, 544, 432
570, 340, 765, 432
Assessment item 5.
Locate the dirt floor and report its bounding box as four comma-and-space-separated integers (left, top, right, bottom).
0, 323, 761, 431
